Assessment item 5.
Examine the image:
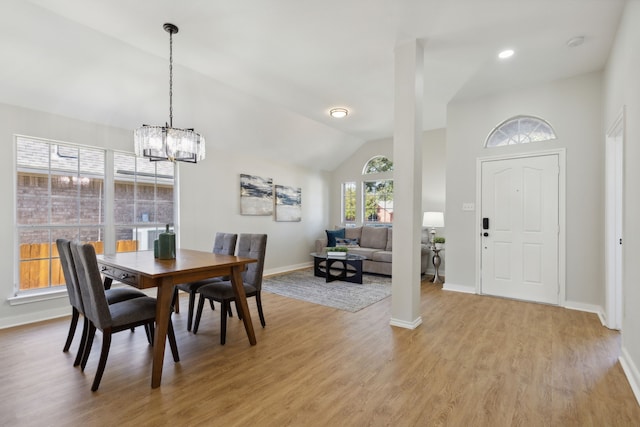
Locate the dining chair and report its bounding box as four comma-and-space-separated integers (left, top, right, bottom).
193, 233, 267, 345
70, 241, 180, 391
57, 239, 147, 366
172, 232, 237, 331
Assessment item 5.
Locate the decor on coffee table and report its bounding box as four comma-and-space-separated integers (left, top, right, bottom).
262, 268, 391, 312
326, 246, 348, 258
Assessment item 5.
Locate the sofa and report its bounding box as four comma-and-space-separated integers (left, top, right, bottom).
315, 225, 430, 276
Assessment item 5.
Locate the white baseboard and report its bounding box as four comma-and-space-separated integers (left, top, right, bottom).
563, 300, 605, 324
264, 262, 312, 277
620, 346, 640, 406
442, 282, 476, 294
390, 316, 423, 329
0, 306, 70, 329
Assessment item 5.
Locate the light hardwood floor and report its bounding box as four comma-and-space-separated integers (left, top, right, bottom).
1, 277, 639, 427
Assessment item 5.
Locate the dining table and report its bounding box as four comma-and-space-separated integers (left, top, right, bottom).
96, 248, 257, 388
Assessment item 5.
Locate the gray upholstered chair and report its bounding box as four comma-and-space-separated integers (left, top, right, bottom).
70, 241, 179, 391
193, 234, 267, 345
172, 232, 238, 331
56, 239, 146, 366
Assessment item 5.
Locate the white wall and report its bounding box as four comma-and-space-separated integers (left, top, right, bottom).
445, 71, 604, 306
604, 0, 640, 401
0, 103, 330, 328
179, 152, 330, 275
329, 129, 447, 275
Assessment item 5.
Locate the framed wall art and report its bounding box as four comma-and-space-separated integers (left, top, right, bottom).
240, 173, 273, 215
275, 185, 301, 222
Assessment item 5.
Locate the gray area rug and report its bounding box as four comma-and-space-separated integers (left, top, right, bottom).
262, 269, 391, 312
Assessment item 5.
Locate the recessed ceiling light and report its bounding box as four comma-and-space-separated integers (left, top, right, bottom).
329, 108, 348, 118
498, 49, 515, 59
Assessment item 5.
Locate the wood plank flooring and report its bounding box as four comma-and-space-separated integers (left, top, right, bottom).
1, 278, 639, 426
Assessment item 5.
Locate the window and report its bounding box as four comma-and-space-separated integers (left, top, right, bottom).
485, 115, 556, 148
362, 156, 393, 224
15, 136, 174, 293
363, 180, 394, 223
342, 182, 356, 223
113, 153, 175, 253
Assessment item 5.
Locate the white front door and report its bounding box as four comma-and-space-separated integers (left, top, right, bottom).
481, 154, 559, 304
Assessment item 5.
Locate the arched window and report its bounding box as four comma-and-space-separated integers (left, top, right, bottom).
363, 156, 393, 174
485, 115, 556, 148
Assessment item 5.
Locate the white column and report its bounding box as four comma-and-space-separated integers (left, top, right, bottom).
390, 39, 424, 329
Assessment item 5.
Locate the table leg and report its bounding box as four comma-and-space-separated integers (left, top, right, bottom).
230, 266, 257, 345
151, 277, 174, 388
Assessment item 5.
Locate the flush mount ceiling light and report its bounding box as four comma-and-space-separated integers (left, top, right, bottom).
134, 23, 205, 163
329, 108, 349, 118
498, 49, 515, 59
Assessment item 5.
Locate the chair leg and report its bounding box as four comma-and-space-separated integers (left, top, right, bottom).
167, 319, 180, 362
91, 329, 112, 392
193, 295, 206, 334
256, 292, 266, 327
81, 323, 97, 371
209, 299, 216, 311
74, 317, 89, 367
63, 308, 80, 352
148, 323, 155, 346
220, 300, 228, 345
235, 301, 242, 320
187, 291, 197, 332
172, 287, 180, 313
228, 303, 233, 318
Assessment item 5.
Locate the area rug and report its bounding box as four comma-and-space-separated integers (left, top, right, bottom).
262, 269, 391, 312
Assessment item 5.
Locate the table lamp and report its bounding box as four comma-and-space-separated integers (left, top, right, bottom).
423, 211, 444, 247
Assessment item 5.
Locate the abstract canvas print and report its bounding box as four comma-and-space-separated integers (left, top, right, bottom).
275, 185, 301, 222
240, 174, 273, 215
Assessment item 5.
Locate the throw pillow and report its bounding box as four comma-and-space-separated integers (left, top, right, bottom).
335, 237, 360, 247
326, 228, 345, 247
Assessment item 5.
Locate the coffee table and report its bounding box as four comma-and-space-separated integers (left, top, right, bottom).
311, 252, 366, 284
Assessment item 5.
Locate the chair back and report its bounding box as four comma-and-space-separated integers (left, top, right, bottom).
56, 238, 83, 314
70, 242, 112, 330
213, 233, 237, 256
236, 234, 267, 290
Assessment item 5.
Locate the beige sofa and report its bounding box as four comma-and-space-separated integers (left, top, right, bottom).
315, 226, 429, 276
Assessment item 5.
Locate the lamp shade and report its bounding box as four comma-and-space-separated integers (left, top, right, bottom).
423, 211, 444, 228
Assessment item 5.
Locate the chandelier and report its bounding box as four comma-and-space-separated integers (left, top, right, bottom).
134, 23, 205, 163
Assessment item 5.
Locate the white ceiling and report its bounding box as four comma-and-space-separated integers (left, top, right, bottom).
0, 0, 626, 170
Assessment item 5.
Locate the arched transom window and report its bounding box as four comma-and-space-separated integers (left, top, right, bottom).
485, 115, 556, 148
363, 156, 393, 174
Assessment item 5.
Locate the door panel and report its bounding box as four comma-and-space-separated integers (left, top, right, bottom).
481, 155, 559, 304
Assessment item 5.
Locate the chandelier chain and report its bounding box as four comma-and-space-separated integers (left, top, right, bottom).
168, 29, 173, 128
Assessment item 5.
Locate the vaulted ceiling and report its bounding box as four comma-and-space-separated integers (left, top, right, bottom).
0, 0, 625, 170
